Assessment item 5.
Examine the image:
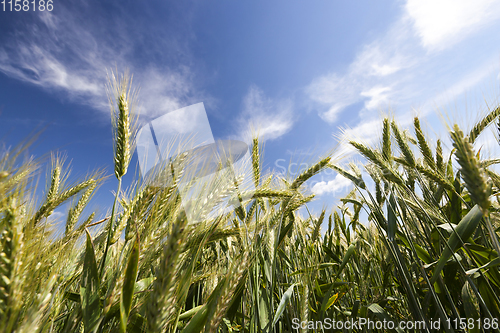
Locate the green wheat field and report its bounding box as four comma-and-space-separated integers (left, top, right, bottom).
2, 73, 500, 333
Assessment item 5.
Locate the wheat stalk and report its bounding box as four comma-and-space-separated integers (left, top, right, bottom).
33, 178, 96, 226
108, 71, 138, 180
46, 164, 61, 203
290, 156, 330, 190
414, 117, 436, 169
0, 198, 24, 330
65, 181, 97, 236
252, 137, 260, 189
392, 121, 416, 168
382, 118, 392, 162
469, 105, 500, 144
451, 124, 491, 212
146, 215, 186, 332
207, 252, 249, 333
350, 141, 404, 186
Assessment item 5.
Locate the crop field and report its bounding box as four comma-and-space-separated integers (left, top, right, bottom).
2, 74, 500, 332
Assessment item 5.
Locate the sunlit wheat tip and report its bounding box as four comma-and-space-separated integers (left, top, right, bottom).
414, 117, 435, 169
451, 124, 491, 212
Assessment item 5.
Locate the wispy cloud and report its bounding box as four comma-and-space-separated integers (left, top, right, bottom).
136, 67, 198, 119
236, 85, 294, 141
306, 0, 500, 149
360, 86, 392, 111
306, 73, 359, 123
305, 18, 415, 125
311, 174, 351, 196
0, 36, 104, 104
0, 6, 201, 119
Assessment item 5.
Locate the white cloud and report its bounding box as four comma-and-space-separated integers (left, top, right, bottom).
236, 85, 294, 141
0, 8, 199, 118
0, 12, 111, 109
340, 118, 383, 145
352, 40, 410, 78
307, 73, 358, 123
371, 64, 401, 76
306, 0, 500, 162
137, 67, 195, 119
49, 210, 65, 221
406, 0, 500, 50
0, 44, 101, 95
360, 86, 392, 111
311, 174, 352, 196
38, 10, 60, 31
305, 20, 416, 124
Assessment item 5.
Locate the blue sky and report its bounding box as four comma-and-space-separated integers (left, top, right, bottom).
1, 0, 500, 219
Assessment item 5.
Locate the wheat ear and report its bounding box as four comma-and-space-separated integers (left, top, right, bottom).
100, 70, 139, 279
392, 121, 416, 168
0, 198, 23, 328
65, 181, 97, 236
451, 124, 491, 212
290, 157, 331, 190
146, 216, 186, 332
414, 117, 436, 169
382, 118, 392, 162
469, 105, 500, 144
252, 137, 260, 188
108, 71, 138, 180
